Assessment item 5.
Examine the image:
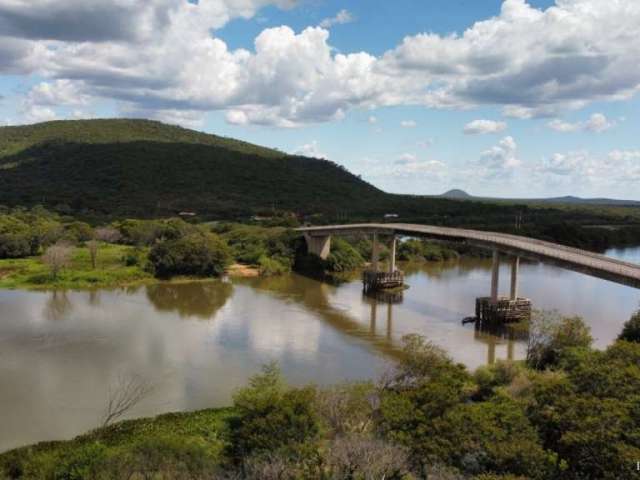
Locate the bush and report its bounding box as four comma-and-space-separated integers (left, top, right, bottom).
228, 363, 320, 463
63, 221, 94, 243
323, 237, 364, 272
526, 313, 592, 370
148, 232, 231, 278
618, 311, 640, 343
257, 255, 289, 276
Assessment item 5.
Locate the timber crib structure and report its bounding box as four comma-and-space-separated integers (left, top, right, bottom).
362, 270, 404, 293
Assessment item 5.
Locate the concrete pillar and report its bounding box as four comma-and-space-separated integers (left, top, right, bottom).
389, 235, 397, 273
490, 249, 500, 303
304, 234, 331, 260
386, 302, 393, 339
370, 301, 377, 334
510, 256, 520, 301
371, 233, 379, 272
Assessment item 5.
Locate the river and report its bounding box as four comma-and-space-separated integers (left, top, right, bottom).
1, 246, 639, 452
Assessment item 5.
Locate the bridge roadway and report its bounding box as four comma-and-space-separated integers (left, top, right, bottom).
296, 223, 640, 289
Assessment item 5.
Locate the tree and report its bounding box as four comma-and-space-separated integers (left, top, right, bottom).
526, 312, 592, 370
101, 373, 154, 427
87, 239, 99, 269
42, 242, 73, 279
618, 310, 640, 343
148, 232, 232, 278
95, 226, 122, 243
228, 363, 321, 463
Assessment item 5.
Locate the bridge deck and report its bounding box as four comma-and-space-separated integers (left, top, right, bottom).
296, 223, 640, 289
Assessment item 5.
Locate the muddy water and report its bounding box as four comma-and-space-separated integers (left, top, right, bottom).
1, 247, 639, 451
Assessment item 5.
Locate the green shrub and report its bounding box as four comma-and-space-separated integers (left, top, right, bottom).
257, 255, 289, 276
323, 237, 364, 272
618, 311, 640, 343
148, 232, 231, 278
62, 221, 94, 243
526, 313, 592, 370
228, 363, 320, 462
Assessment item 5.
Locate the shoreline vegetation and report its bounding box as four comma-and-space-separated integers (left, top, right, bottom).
0, 208, 491, 291
2, 312, 639, 479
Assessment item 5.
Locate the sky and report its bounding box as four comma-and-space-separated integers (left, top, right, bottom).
0, 0, 639, 199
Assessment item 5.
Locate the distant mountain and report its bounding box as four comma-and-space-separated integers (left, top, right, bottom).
438, 189, 640, 207
441, 189, 472, 199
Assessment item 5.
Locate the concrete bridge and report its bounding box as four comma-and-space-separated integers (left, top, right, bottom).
297, 223, 640, 322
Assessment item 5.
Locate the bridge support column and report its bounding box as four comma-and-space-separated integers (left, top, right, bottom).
371, 232, 379, 272
389, 235, 397, 273
490, 249, 500, 303
510, 256, 520, 301
304, 234, 331, 260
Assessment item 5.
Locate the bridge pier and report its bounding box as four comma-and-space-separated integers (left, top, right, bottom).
389, 235, 397, 273
363, 232, 404, 292
477, 252, 531, 324
304, 234, 331, 260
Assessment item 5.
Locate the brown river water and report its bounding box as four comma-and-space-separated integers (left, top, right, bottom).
1, 247, 639, 452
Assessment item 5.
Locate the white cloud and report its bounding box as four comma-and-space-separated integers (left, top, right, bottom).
294, 140, 327, 159
547, 113, 614, 133
463, 119, 507, 135
319, 9, 353, 29
387, 153, 447, 178
1, 1, 640, 126
535, 148, 640, 189
476, 136, 521, 178
584, 113, 614, 133
400, 120, 417, 128
367, 115, 377, 124
22, 105, 57, 123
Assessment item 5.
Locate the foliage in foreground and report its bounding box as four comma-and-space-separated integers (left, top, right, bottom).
3, 313, 640, 479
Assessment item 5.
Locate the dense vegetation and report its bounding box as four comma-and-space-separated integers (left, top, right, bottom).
1, 119, 640, 252
3, 312, 639, 479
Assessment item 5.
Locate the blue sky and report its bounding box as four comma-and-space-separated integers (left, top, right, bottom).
0, 0, 639, 199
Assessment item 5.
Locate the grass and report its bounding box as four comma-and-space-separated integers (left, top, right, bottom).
0, 408, 233, 478
0, 244, 153, 290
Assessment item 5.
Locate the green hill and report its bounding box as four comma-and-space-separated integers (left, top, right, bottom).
1, 118, 640, 253
0, 119, 389, 218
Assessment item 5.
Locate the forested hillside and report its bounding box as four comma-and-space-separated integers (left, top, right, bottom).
1, 119, 640, 252
0, 119, 387, 218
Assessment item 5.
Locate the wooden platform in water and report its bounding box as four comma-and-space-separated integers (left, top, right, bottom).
475, 296, 532, 324
362, 270, 404, 293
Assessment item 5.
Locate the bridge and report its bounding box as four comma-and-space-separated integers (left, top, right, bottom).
297, 223, 640, 322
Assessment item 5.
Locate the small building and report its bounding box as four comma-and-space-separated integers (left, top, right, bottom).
384, 213, 399, 219
178, 211, 197, 217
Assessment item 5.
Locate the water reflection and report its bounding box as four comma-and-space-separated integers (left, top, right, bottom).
1, 246, 639, 452
43, 290, 73, 321
146, 281, 233, 319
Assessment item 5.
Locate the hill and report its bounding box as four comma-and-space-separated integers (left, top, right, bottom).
1, 119, 640, 254
0, 119, 390, 218
441, 189, 472, 199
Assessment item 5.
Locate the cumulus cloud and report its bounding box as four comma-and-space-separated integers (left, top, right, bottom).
400, 120, 417, 128
476, 136, 521, 178
1, 0, 640, 126
463, 119, 507, 135
387, 153, 447, 178
294, 140, 327, 159
535, 149, 640, 191
547, 113, 615, 133
319, 9, 353, 28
